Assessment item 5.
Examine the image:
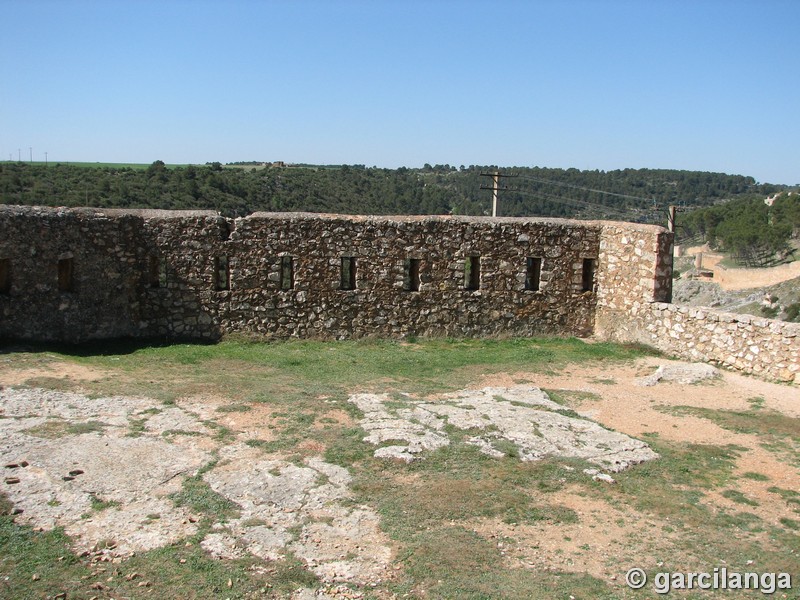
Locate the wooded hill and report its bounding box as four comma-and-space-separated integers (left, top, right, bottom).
678, 191, 800, 266
0, 161, 784, 226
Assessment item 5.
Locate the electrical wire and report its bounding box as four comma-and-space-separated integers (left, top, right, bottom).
514, 174, 656, 204
506, 187, 644, 221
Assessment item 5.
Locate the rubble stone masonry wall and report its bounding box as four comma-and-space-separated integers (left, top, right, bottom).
0, 206, 614, 342
597, 301, 800, 383
1, 205, 796, 383
594, 223, 799, 383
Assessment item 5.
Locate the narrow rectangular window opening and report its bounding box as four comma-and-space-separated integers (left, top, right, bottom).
149, 256, 167, 288
525, 257, 542, 291
58, 257, 74, 292
215, 256, 230, 291
280, 256, 294, 290
404, 258, 421, 292
340, 257, 356, 290
0, 258, 10, 294
582, 258, 596, 293
464, 256, 480, 290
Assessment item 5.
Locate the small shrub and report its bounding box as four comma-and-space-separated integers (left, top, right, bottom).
760, 305, 779, 318
784, 302, 800, 322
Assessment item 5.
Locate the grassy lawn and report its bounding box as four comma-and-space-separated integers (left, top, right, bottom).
1, 337, 798, 599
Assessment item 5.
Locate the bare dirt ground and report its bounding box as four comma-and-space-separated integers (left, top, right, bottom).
1, 354, 798, 597
476, 357, 800, 580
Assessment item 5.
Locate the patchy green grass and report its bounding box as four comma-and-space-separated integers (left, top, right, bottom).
741, 471, 770, 482
395, 525, 610, 599
656, 405, 800, 467
18, 375, 80, 392
89, 494, 121, 512
0, 497, 93, 600
543, 388, 602, 407
216, 403, 252, 413
657, 405, 800, 441
126, 417, 147, 437
721, 489, 760, 507
169, 461, 240, 524
3, 338, 799, 599
6, 337, 654, 404
607, 440, 744, 526
0, 490, 318, 599
23, 418, 107, 439
780, 517, 799, 530
768, 486, 800, 511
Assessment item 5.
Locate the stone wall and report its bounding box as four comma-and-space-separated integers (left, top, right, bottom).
593, 223, 798, 383
595, 222, 674, 315
222, 213, 602, 339
0, 206, 149, 341
3, 206, 664, 343
2, 205, 796, 384
597, 302, 800, 383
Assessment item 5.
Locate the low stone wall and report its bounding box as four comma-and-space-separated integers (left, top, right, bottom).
711, 260, 800, 291
597, 302, 800, 383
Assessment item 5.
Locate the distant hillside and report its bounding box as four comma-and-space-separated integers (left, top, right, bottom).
677, 191, 800, 266
0, 161, 784, 222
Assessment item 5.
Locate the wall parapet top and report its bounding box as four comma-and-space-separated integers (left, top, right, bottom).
0, 204, 670, 235
0, 204, 220, 219
650, 301, 800, 335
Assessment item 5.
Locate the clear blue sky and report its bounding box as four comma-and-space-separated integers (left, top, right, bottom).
2, 0, 798, 184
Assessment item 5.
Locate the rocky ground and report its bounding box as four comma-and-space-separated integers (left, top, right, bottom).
1, 381, 658, 586
1, 352, 798, 598
672, 260, 800, 322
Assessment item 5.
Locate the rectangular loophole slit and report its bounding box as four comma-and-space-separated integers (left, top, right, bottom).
525, 257, 542, 291
340, 257, 356, 290
149, 256, 167, 288
464, 256, 480, 290
582, 258, 596, 292
215, 256, 230, 291
404, 258, 421, 292
58, 257, 74, 292
280, 256, 294, 290
0, 259, 10, 294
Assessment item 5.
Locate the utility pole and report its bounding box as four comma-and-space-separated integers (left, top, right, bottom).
479, 170, 518, 217
45, 152, 48, 167
29, 147, 32, 163
668, 204, 690, 233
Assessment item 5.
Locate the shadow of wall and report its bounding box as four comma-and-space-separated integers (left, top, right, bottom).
0, 207, 224, 343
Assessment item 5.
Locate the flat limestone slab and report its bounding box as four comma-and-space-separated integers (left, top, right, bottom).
350, 385, 658, 472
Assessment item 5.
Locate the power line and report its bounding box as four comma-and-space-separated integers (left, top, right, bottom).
507, 187, 646, 221
515, 174, 655, 204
